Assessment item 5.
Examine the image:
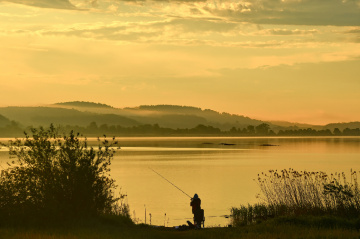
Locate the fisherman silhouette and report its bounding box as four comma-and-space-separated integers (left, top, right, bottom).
190, 193, 204, 228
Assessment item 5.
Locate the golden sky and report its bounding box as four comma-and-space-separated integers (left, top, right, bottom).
0, 0, 359, 125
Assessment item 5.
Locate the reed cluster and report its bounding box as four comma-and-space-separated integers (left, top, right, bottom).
232, 169, 360, 226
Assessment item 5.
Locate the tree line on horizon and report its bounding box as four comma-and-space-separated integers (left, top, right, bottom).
1, 121, 360, 137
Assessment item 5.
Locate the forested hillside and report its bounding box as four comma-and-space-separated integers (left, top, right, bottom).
0, 102, 359, 137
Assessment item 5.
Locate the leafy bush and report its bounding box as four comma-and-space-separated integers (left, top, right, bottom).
0, 125, 128, 226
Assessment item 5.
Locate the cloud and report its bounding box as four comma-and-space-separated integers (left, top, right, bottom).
4, 0, 358, 27
39, 22, 161, 42
259, 28, 318, 36
346, 29, 360, 34
0, 0, 79, 10
111, 0, 205, 3
342, 27, 360, 42
202, 0, 360, 26
3, 17, 352, 48
36, 18, 247, 43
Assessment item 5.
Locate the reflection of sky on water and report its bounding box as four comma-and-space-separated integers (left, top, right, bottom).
120, 147, 252, 152
0, 137, 360, 227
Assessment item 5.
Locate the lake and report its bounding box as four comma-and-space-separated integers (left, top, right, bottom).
1, 137, 360, 227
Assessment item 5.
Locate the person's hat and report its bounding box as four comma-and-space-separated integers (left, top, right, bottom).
193, 193, 198, 199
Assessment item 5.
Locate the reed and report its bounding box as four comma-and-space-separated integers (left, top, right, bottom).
231, 169, 360, 226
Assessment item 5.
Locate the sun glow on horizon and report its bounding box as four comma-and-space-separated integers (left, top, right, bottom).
0, 0, 359, 125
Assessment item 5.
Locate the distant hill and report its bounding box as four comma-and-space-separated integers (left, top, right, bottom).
0, 102, 359, 132
132, 114, 209, 129
124, 105, 265, 129
0, 114, 11, 127
50, 102, 267, 129
269, 121, 322, 130
324, 122, 360, 131
132, 105, 203, 113
55, 101, 113, 108
0, 107, 139, 127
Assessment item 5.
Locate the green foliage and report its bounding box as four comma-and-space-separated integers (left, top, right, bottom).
232, 169, 360, 227
0, 125, 129, 226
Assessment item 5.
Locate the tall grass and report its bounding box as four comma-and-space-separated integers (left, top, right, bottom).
232, 169, 360, 226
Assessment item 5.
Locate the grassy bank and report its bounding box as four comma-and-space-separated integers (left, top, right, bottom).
1, 216, 360, 239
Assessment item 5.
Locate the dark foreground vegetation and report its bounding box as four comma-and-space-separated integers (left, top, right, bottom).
1, 121, 360, 137
231, 169, 360, 231
1, 126, 359, 238
0, 125, 130, 227
1, 216, 359, 239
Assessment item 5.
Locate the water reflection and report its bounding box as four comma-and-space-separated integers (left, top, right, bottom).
0, 137, 359, 227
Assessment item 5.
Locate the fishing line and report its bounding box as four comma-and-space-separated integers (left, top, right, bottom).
172, 215, 231, 221
149, 168, 192, 199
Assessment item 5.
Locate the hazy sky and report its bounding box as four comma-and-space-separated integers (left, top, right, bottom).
0, 0, 359, 125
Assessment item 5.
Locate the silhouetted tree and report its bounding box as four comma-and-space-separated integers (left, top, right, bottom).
87, 121, 98, 131
256, 123, 270, 135
333, 128, 342, 136
247, 125, 255, 135
0, 125, 126, 225
99, 123, 109, 132
229, 127, 238, 135
268, 130, 276, 136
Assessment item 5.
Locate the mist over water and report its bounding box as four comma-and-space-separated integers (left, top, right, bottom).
1, 137, 360, 227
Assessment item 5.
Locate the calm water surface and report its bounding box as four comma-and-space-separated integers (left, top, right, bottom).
1, 137, 360, 227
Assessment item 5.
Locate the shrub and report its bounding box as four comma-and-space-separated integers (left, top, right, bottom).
0, 125, 128, 226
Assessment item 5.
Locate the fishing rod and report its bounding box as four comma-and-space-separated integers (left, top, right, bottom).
149, 168, 192, 199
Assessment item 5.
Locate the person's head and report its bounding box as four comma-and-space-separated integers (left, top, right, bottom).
193, 193, 198, 199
